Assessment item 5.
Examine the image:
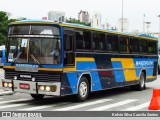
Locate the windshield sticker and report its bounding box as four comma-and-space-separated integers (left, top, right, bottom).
8, 53, 14, 62
21, 39, 28, 47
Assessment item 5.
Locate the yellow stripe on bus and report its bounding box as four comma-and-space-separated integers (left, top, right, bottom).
147, 76, 156, 79
3, 66, 15, 69
38, 68, 63, 71
76, 57, 95, 62
111, 58, 137, 81
63, 57, 95, 72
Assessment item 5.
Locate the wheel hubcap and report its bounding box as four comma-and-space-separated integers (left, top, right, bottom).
79, 81, 87, 97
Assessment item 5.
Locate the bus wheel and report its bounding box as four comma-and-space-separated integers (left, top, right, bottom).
136, 72, 146, 91
30, 94, 44, 100
76, 77, 89, 102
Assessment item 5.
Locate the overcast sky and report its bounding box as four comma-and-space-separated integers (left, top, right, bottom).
0, 0, 160, 32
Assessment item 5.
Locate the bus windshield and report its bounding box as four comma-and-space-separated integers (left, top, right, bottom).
8, 37, 61, 64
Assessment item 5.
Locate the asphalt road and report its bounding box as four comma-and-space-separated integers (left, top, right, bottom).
0, 68, 160, 111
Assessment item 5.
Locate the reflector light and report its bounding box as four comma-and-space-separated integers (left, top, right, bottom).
20, 83, 30, 89
51, 85, 57, 92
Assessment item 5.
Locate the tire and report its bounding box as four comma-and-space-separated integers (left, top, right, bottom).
30, 94, 44, 100
135, 72, 146, 91
76, 77, 89, 102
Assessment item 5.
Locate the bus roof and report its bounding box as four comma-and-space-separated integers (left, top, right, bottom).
9, 20, 157, 40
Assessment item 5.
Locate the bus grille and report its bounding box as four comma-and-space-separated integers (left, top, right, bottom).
5, 70, 61, 82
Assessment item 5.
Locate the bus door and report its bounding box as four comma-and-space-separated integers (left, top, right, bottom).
63, 28, 75, 66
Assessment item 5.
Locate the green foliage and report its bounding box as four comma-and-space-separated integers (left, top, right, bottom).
0, 11, 17, 45
66, 18, 91, 26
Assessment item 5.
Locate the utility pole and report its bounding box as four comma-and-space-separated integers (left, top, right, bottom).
121, 0, 124, 32
143, 14, 146, 33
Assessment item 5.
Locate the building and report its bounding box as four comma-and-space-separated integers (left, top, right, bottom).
78, 10, 89, 23
48, 11, 65, 22
91, 12, 101, 28
117, 18, 129, 32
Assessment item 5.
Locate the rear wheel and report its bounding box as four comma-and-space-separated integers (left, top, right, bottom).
76, 77, 89, 102
30, 94, 44, 100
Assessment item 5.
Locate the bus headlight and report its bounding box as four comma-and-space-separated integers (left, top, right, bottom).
8, 83, 12, 88
39, 86, 45, 91
4, 83, 8, 87
45, 86, 51, 91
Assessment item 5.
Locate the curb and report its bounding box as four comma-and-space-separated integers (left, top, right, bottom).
0, 91, 14, 96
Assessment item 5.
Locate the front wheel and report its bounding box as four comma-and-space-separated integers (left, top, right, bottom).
30, 94, 44, 100
76, 77, 89, 102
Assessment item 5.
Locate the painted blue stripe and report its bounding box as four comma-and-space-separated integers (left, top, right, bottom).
112, 61, 125, 82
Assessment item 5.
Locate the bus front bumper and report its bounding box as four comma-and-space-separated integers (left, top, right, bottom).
1, 79, 61, 96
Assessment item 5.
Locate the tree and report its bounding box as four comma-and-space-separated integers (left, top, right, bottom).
0, 11, 8, 45
0, 11, 17, 45
66, 18, 91, 26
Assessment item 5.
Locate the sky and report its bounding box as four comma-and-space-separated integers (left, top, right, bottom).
0, 0, 160, 33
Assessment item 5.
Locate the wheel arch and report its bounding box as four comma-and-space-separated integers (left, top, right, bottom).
76, 73, 92, 94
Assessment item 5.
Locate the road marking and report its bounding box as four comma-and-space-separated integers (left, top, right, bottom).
0, 99, 28, 104
88, 99, 138, 111
19, 102, 70, 111
121, 102, 150, 111
54, 99, 113, 111
0, 104, 27, 109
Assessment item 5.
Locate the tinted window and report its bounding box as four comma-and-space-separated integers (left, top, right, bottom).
107, 34, 118, 52
93, 32, 106, 51
119, 37, 129, 53
84, 31, 91, 50
9, 25, 30, 34
148, 41, 157, 54
130, 38, 139, 53
139, 39, 147, 53
9, 25, 60, 35
64, 34, 73, 51
31, 25, 59, 35
76, 30, 91, 51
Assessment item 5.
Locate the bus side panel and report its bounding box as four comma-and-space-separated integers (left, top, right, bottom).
61, 59, 103, 95
61, 73, 73, 95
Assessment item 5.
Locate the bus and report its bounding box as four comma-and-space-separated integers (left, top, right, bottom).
1, 20, 158, 101
0, 45, 16, 67
0, 45, 6, 67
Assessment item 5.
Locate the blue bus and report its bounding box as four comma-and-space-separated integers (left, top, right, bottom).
1, 20, 158, 101
0, 45, 6, 67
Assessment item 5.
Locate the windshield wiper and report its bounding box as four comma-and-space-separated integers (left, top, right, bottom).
14, 52, 22, 62
30, 54, 40, 64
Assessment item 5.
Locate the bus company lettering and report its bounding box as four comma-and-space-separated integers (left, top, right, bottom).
136, 61, 153, 66
16, 64, 38, 68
